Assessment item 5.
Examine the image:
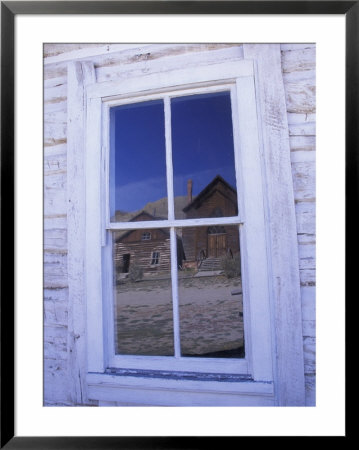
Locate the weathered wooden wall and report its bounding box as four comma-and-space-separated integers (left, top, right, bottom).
115, 236, 171, 273
43, 43, 316, 406
280, 43, 316, 406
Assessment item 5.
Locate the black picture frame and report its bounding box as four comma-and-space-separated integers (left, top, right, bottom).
1, 1, 354, 447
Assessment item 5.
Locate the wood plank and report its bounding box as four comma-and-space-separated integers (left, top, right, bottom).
283, 68, 316, 84
291, 161, 316, 200
44, 178, 67, 217
44, 74, 67, 89
86, 59, 254, 100
297, 232, 316, 245
44, 63, 67, 81
96, 46, 243, 84
283, 78, 316, 114
44, 121, 67, 144
67, 61, 97, 404
234, 74, 273, 382
44, 325, 68, 361
44, 153, 67, 176
288, 121, 316, 136
281, 47, 316, 73
303, 336, 316, 374
44, 43, 106, 58
44, 83, 67, 103
44, 359, 71, 405
305, 373, 316, 406
44, 251, 68, 287
44, 214, 67, 231
44, 108, 67, 126
45, 43, 239, 66
300, 286, 316, 320
44, 142, 67, 158
44, 228, 67, 250
243, 43, 305, 406
302, 320, 316, 338
290, 149, 315, 163
295, 201, 316, 235
290, 135, 316, 151
300, 269, 316, 286
281, 43, 315, 51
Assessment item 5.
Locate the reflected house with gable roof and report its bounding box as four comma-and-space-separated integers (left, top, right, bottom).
181, 175, 240, 272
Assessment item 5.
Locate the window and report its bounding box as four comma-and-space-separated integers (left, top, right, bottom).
141, 232, 151, 241
150, 251, 160, 265
82, 55, 287, 405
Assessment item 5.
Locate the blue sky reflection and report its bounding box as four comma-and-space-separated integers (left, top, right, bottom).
110, 91, 237, 221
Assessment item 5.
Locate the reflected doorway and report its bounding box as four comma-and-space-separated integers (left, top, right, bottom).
207, 226, 227, 258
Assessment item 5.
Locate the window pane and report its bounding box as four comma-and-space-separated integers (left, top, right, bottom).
113, 229, 174, 356
171, 92, 238, 220
110, 100, 168, 222
177, 225, 244, 358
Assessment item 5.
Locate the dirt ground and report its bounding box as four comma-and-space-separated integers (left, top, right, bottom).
115, 274, 244, 357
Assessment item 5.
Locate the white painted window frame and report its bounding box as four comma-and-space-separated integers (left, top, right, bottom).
104, 83, 253, 375
67, 46, 306, 406
85, 59, 273, 390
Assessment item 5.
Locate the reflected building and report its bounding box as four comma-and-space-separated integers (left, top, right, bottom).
114, 176, 240, 276
181, 175, 240, 270
114, 211, 184, 275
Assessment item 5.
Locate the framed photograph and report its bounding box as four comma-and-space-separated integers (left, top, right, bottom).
1, 1, 354, 447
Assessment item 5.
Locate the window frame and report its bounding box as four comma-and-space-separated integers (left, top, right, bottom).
105, 83, 248, 374
84, 58, 275, 387
150, 251, 160, 265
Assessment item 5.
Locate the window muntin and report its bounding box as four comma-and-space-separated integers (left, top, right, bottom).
108, 85, 245, 368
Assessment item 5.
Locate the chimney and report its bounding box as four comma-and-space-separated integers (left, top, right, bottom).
187, 179, 193, 204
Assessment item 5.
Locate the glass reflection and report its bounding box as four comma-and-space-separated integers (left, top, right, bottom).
113, 228, 174, 356
171, 91, 238, 220
110, 100, 168, 222
178, 225, 244, 358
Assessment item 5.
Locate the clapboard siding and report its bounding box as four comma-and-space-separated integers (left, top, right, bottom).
281, 43, 316, 406
44, 324, 68, 361
95, 45, 243, 83
44, 287, 69, 327
43, 43, 316, 406
44, 228, 67, 251
43, 250, 68, 289
43, 60, 69, 404
44, 172, 67, 216
289, 135, 316, 152
44, 358, 71, 405
44, 43, 240, 81
44, 43, 106, 58
281, 46, 316, 73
